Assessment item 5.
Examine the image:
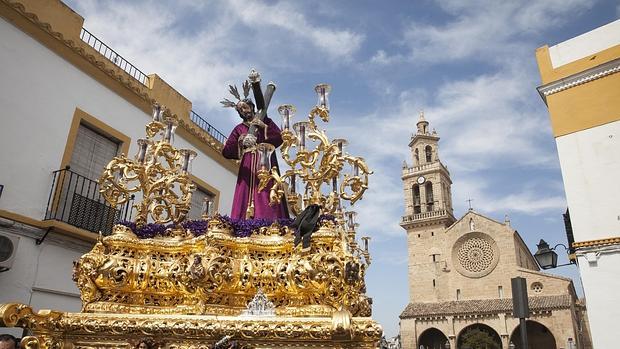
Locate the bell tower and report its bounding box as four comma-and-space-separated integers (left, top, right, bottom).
401, 112, 456, 302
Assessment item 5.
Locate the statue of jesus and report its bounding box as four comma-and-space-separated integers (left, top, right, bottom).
221, 85, 289, 220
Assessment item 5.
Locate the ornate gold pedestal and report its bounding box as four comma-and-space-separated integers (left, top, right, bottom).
0, 304, 381, 348
0, 222, 382, 348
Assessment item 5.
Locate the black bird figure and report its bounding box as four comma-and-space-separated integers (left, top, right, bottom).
291, 204, 322, 251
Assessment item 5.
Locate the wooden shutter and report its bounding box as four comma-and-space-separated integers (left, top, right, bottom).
69, 124, 119, 180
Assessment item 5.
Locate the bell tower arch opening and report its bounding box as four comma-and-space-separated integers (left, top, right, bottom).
425, 145, 433, 163
412, 184, 421, 214
425, 181, 434, 211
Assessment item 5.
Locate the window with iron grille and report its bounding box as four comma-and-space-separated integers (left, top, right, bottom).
48, 123, 123, 235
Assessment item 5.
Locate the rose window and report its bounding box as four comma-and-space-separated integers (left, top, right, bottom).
457, 237, 494, 273
452, 232, 500, 278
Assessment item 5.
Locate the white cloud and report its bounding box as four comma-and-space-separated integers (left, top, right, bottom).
221, 0, 364, 59
451, 176, 566, 216
381, 0, 594, 65
426, 68, 558, 171
72, 1, 245, 123
370, 50, 399, 65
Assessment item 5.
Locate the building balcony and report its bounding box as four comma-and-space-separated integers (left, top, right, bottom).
402, 161, 450, 177
401, 209, 454, 225
44, 167, 133, 236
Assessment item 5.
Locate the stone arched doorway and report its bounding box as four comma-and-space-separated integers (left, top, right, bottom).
418, 327, 449, 349
509, 320, 556, 349
457, 323, 502, 349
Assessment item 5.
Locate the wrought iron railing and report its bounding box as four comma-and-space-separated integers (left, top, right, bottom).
44, 167, 134, 235
190, 110, 228, 144
80, 28, 149, 86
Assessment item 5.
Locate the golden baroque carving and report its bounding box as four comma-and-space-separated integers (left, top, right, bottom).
0, 304, 381, 348
71, 224, 371, 317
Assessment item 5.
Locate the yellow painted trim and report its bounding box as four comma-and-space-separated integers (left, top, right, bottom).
8, 0, 84, 40
546, 72, 620, 137
189, 175, 221, 214
60, 108, 131, 170
0, 0, 238, 174
572, 237, 620, 249
535, 46, 555, 85
536, 43, 620, 84
0, 209, 98, 242
0, 209, 44, 228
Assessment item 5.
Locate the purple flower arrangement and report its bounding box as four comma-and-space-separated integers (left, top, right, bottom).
117, 221, 170, 239
117, 214, 337, 239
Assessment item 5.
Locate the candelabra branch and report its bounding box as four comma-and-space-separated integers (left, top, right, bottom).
262, 84, 372, 216
99, 107, 197, 228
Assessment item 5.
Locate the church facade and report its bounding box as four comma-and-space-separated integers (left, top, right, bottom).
398, 115, 591, 349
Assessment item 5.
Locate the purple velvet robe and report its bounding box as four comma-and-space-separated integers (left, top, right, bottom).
222, 116, 289, 220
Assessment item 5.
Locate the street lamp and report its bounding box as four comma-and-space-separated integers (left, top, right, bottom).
533, 239, 575, 269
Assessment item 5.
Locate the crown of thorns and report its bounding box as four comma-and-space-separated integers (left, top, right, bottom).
220, 80, 251, 109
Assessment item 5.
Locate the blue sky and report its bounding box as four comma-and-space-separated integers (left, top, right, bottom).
66, 0, 620, 337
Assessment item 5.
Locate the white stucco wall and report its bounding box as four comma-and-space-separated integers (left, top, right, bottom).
575, 251, 620, 348
0, 230, 84, 310
548, 19, 620, 68
0, 225, 86, 336
556, 120, 620, 348
555, 120, 620, 241
0, 16, 236, 220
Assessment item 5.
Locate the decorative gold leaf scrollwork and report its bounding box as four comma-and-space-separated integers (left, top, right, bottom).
262, 95, 372, 216
99, 114, 196, 227
70, 225, 372, 318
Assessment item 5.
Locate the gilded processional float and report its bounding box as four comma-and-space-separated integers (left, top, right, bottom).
0, 70, 381, 348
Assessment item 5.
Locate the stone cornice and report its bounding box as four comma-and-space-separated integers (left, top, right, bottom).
402, 161, 451, 180
537, 57, 620, 103
408, 133, 440, 147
